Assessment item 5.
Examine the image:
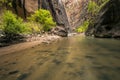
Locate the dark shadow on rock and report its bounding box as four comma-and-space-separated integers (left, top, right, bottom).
52, 59, 62, 65
85, 55, 96, 59
86, 0, 120, 39
98, 73, 111, 80
36, 50, 52, 54
8, 70, 19, 75
16, 73, 30, 80
0, 34, 26, 47
66, 63, 75, 68
51, 26, 68, 37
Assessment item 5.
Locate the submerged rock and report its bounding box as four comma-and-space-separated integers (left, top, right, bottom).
8, 70, 19, 75
16, 73, 29, 80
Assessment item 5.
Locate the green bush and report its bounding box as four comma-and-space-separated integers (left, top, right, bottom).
87, 0, 99, 15
2, 10, 31, 36
87, 0, 109, 15
0, 0, 12, 7
24, 22, 43, 34
82, 0, 109, 33
28, 9, 56, 31
76, 21, 89, 33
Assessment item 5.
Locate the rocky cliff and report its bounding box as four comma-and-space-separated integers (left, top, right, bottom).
10, 0, 88, 32
2, 0, 119, 38
86, 0, 120, 38
62, 0, 89, 31
11, 0, 69, 26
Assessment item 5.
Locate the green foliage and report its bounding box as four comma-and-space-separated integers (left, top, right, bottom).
0, 0, 12, 7
24, 22, 43, 34
87, 0, 99, 15
28, 9, 56, 31
97, 0, 109, 5
80, 0, 109, 33
2, 10, 31, 36
76, 21, 89, 33
87, 0, 109, 15
99, 0, 109, 9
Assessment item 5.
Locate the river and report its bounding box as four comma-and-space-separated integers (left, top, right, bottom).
0, 35, 120, 80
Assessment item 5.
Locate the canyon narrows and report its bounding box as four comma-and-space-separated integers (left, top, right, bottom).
0, 0, 120, 80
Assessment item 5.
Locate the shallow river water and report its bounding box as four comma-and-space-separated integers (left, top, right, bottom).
0, 35, 120, 80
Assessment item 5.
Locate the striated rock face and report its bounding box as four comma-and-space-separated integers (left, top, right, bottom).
12, 0, 69, 28
12, 0, 41, 18
11, 0, 89, 32
42, 0, 70, 32
86, 0, 120, 38
4, 0, 120, 38
11, 0, 70, 36
63, 0, 89, 31
42, 0, 90, 33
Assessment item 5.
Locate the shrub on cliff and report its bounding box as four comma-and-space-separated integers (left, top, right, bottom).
87, 0, 99, 15
82, 0, 109, 34
76, 21, 89, 33
28, 9, 56, 32
1, 10, 31, 40
87, 0, 109, 16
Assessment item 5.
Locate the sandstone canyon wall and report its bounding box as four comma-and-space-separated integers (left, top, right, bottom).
1, 0, 119, 38
63, 0, 89, 30
11, 0, 88, 32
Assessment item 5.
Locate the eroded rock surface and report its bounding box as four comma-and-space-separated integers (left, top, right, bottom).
11, 0, 89, 33
86, 0, 120, 38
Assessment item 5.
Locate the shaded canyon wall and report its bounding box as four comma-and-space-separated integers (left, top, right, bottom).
11, 0, 89, 32
86, 0, 120, 38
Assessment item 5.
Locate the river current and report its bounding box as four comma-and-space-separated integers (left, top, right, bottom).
0, 35, 120, 80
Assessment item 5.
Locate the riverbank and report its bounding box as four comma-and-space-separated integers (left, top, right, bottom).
0, 34, 61, 56
0, 33, 85, 56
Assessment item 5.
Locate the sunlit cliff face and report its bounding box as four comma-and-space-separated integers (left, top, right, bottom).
62, 0, 88, 29
25, 0, 38, 13
9, 0, 89, 30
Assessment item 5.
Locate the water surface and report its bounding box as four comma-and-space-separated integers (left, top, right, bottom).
0, 35, 120, 80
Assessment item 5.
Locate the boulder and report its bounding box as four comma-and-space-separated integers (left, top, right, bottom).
51, 26, 68, 37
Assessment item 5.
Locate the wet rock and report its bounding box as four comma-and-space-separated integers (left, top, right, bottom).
0, 30, 4, 38
51, 26, 68, 37
0, 68, 3, 71
38, 62, 44, 66
66, 62, 75, 68
8, 70, 19, 75
52, 59, 62, 65
16, 73, 29, 80
98, 73, 111, 80
11, 62, 17, 64
116, 67, 120, 71
85, 55, 95, 59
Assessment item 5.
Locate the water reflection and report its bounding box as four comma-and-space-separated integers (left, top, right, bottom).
0, 35, 120, 80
